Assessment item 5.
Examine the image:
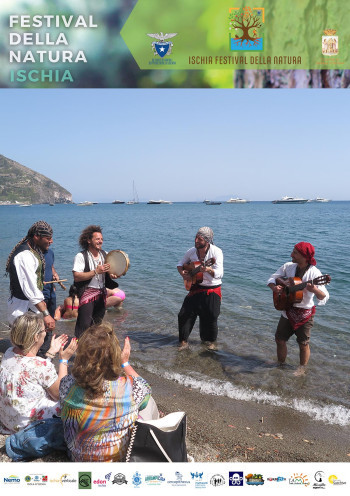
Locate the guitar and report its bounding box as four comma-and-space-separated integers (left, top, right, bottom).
273, 274, 331, 310
182, 257, 216, 291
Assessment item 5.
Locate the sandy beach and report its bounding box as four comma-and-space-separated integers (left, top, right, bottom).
0, 356, 349, 464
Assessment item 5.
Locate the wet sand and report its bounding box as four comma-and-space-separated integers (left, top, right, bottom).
1, 362, 349, 463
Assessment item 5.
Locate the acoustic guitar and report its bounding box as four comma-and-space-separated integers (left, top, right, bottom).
273, 274, 331, 310
182, 257, 216, 291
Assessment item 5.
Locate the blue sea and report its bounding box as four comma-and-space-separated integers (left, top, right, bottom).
0, 202, 349, 427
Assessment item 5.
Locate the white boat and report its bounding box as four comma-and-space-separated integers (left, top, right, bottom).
18, 203, 32, 207
126, 181, 139, 204
272, 196, 308, 204
112, 200, 125, 204
77, 201, 93, 206
311, 197, 331, 203
147, 199, 173, 204
226, 197, 249, 203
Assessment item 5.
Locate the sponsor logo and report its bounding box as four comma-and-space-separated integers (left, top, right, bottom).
112, 473, 128, 485
329, 475, 346, 486
145, 473, 165, 485
229, 7, 265, 51
132, 471, 142, 488
4, 475, 20, 484
191, 471, 208, 488
229, 472, 244, 486
24, 474, 47, 485
167, 471, 191, 486
313, 471, 326, 489
267, 476, 286, 482
147, 32, 177, 58
322, 29, 338, 56
93, 478, 107, 487
289, 473, 310, 487
79, 472, 92, 489
50, 474, 77, 485
146, 32, 177, 66
105, 473, 112, 482
210, 474, 225, 487
245, 474, 264, 486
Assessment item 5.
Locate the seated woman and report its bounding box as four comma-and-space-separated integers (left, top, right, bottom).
106, 287, 126, 309
54, 284, 80, 320
0, 313, 77, 435
59, 323, 152, 462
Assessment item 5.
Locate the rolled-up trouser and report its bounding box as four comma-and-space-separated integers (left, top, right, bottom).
74, 294, 106, 338
6, 417, 66, 461
178, 290, 221, 343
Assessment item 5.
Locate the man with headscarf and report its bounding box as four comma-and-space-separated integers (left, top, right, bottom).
267, 242, 329, 375
6, 220, 56, 331
177, 227, 224, 351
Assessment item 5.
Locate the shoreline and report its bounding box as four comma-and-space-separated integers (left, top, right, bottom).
1, 359, 349, 463
141, 367, 350, 463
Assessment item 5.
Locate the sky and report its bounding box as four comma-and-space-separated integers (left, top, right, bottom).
0, 88, 349, 202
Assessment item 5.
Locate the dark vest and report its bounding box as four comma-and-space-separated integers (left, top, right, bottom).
75, 250, 118, 298
9, 243, 43, 300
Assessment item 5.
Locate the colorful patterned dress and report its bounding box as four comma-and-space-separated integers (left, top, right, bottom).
59, 374, 151, 462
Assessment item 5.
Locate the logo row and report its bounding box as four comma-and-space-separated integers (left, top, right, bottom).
2, 471, 347, 489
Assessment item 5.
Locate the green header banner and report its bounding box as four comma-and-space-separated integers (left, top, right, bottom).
121, 0, 349, 70
0, 0, 348, 88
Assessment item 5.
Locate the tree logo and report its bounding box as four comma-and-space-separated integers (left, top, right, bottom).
229, 7, 265, 51
322, 29, 338, 56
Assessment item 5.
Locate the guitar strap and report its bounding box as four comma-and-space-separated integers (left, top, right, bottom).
295, 264, 310, 279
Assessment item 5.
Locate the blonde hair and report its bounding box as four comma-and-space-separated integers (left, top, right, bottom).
11, 313, 44, 355
72, 322, 123, 398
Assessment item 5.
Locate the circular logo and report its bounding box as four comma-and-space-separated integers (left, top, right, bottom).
329, 475, 338, 484
113, 473, 127, 485
24, 476, 31, 483
79, 474, 91, 488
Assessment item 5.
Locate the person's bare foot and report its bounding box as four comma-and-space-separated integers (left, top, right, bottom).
178, 341, 189, 351
206, 342, 218, 351
293, 365, 306, 376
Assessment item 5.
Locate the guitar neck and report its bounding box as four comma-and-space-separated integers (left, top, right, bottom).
290, 278, 320, 293
189, 258, 214, 276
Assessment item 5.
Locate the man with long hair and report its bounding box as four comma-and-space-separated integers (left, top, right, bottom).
73, 225, 118, 338
6, 220, 56, 331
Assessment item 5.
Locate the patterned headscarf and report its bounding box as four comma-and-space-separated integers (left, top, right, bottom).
196, 227, 214, 244
294, 242, 317, 266
6, 220, 53, 273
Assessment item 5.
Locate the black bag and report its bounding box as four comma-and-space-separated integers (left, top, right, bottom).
126, 411, 188, 462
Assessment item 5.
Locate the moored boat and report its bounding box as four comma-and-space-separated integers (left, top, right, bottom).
77, 201, 93, 206
112, 200, 125, 204
272, 196, 308, 204
311, 197, 331, 203
226, 197, 249, 203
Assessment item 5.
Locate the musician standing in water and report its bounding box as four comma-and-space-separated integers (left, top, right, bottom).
267, 242, 329, 375
177, 227, 223, 351
73, 225, 118, 338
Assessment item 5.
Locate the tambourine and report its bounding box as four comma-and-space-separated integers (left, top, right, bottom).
105, 250, 130, 277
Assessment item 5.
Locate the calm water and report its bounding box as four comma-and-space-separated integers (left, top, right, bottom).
1, 202, 349, 426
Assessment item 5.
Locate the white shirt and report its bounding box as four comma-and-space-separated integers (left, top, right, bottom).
0, 348, 59, 434
7, 250, 44, 324
267, 262, 329, 318
177, 244, 223, 286
72, 251, 106, 289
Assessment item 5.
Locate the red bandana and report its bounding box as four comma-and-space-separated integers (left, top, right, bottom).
294, 242, 317, 266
